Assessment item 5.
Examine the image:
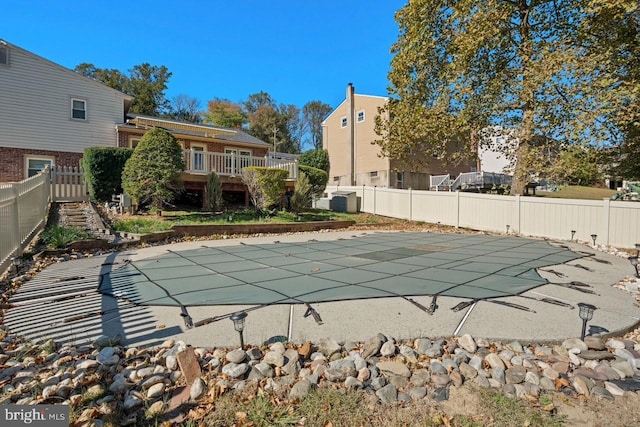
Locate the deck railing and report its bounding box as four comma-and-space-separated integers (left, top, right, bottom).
183, 150, 298, 179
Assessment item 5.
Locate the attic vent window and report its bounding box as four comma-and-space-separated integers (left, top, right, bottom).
341, 117, 347, 128
0, 46, 8, 66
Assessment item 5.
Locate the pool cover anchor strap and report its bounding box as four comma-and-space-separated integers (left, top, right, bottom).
450, 299, 535, 313
303, 303, 323, 325
552, 281, 600, 295
404, 295, 438, 315
180, 306, 194, 329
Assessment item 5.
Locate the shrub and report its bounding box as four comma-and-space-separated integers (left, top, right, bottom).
205, 172, 223, 212
299, 149, 330, 173
41, 225, 90, 249
121, 128, 185, 210
82, 147, 133, 202
241, 167, 289, 212
299, 165, 328, 198
289, 171, 313, 214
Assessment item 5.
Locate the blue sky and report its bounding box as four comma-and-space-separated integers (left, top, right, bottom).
4, 1, 405, 110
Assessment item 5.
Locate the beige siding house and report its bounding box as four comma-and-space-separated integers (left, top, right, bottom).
0, 39, 132, 182
322, 84, 473, 190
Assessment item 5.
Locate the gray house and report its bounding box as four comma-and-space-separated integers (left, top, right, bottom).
0, 39, 132, 182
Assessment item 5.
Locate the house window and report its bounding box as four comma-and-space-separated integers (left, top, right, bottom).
333, 176, 340, 182
340, 117, 347, 128
369, 171, 378, 177
396, 172, 404, 189
357, 110, 365, 123
25, 157, 54, 178
0, 45, 8, 66
71, 98, 86, 120
129, 137, 141, 148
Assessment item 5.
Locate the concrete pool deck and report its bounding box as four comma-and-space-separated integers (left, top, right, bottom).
4, 230, 639, 349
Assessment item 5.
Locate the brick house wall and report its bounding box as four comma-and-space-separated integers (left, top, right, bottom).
0, 147, 83, 182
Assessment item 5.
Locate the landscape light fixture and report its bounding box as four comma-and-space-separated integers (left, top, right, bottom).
11, 257, 21, 267
635, 243, 640, 257
591, 234, 597, 246
506, 224, 510, 234
629, 256, 639, 278
577, 303, 596, 341
230, 311, 248, 348
571, 230, 576, 241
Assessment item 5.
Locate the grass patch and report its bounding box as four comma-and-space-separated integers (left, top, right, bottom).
537, 185, 616, 200
477, 388, 564, 426
114, 209, 385, 231
40, 225, 91, 249
111, 218, 173, 233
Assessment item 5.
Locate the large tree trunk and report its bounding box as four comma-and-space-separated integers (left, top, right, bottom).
511, 1, 535, 196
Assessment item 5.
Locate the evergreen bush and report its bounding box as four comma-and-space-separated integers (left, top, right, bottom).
82, 147, 133, 202
121, 128, 185, 210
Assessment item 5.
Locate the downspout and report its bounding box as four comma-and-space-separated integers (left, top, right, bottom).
347, 83, 355, 186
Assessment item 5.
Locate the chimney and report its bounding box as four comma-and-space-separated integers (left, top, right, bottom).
347, 83, 355, 186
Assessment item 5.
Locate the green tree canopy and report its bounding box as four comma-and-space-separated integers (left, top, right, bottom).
74, 62, 172, 116
204, 98, 247, 128
376, 0, 634, 194
122, 128, 185, 209
579, 0, 639, 180
244, 93, 303, 154
299, 149, 330, 173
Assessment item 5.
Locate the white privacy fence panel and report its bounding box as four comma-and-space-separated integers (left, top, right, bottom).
0, 170, 50, 274
322, 185, 640, 249
459, 193, 517, 233
609, 201, 640, 249
411, 191, 458, 226
372, 189, 411, 219
519, 198, 604, 243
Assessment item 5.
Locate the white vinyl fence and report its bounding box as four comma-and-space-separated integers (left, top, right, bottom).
325, 185, 640, 249
0, 166, 88, 274
0, 169, 51, 274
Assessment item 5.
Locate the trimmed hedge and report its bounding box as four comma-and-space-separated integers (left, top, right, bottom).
299, 165, 328, 197
82, 147, 133, 202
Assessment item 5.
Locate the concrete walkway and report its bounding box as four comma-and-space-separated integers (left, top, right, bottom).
4, 230, 639, 348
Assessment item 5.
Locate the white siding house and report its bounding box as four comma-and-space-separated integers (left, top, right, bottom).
0, 39, 132, 182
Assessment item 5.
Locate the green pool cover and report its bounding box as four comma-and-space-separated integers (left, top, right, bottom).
99, 232, 585, 308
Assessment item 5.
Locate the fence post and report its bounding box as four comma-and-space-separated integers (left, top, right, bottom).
455, 190, 460, 228
515, 194, 521, 234
44, 166, 50, 214
602, 198, 611, 246
409, 188, 413, 221
373, 186, 376, 215
10, 184, 20, 258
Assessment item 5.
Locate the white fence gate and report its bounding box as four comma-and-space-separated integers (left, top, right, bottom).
51, 166, 88, 202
